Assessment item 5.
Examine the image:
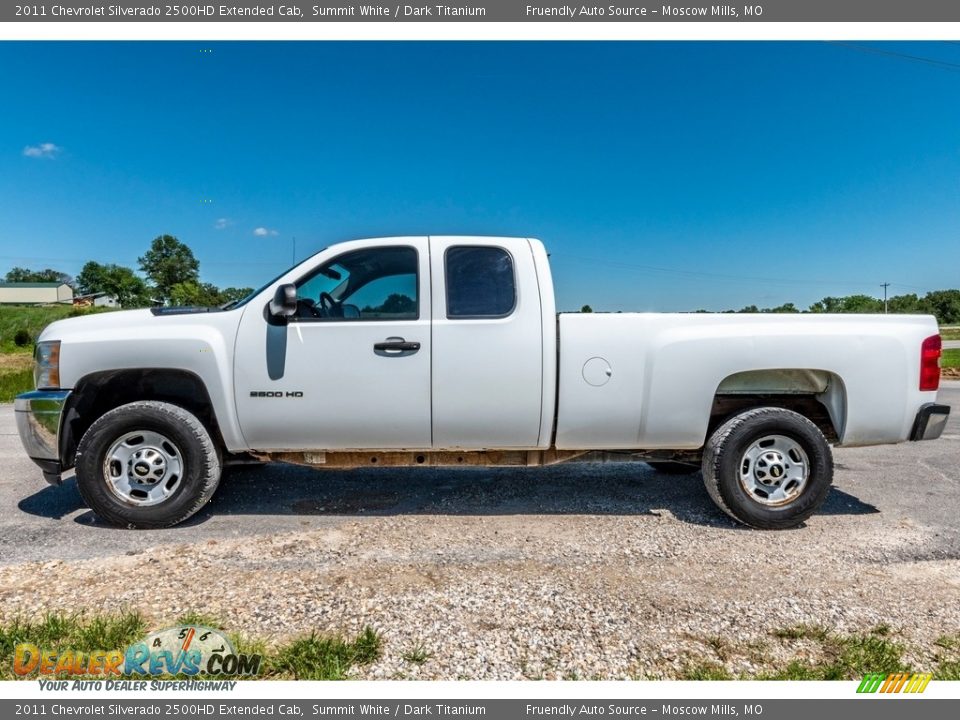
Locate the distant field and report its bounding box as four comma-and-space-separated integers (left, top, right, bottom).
943, 349, 960, 369
941, 327, 960, 341
0, 305, 115, 402
0, 305, 113, 353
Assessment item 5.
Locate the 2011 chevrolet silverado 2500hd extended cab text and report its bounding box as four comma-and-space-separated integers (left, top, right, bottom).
15, 236, 951, 529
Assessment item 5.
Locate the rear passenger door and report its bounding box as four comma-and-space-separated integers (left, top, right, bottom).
430, 237, 544, 449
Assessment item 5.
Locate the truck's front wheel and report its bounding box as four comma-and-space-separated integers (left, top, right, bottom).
702, 407, 833, 529
75, 401, 221, 529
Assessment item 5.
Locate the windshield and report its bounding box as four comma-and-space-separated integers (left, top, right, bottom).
221, 251, 328, 310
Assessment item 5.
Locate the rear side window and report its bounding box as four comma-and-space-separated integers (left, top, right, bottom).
445, 246, 516, 318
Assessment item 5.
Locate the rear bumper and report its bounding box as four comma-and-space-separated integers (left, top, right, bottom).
14, 389, 71, 485
910, 403, 951, 441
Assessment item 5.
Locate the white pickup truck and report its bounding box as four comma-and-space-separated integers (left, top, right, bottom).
15, 236, 950, 530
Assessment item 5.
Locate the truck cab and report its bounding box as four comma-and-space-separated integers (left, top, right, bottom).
232, 236, 555, 451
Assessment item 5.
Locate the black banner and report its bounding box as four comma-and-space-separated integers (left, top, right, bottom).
7, 1, 960, 23
3, 699, 959, 719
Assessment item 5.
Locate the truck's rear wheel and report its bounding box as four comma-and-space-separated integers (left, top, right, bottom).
702, 407, 833, 529
75, 401, 221, 528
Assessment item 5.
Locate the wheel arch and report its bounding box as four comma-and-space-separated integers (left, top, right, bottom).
60, 368, 225, 469
708, 368, 848, 444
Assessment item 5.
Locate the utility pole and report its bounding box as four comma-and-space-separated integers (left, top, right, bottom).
881, 282, 890, 313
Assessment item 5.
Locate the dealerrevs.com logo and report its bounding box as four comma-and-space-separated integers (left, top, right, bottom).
14, 625, 262, 678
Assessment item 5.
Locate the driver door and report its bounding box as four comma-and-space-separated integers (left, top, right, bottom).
233, 237, 432, 450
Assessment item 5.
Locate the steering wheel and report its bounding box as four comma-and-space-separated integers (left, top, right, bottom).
319, 291, 342, 318
297, 298, 324, 319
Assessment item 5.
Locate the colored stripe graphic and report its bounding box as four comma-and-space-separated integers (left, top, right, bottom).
857, 672, 931, 694
905, 673, 932, 693
857, 673, 886, 693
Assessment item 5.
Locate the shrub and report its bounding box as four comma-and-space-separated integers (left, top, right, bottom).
13, 329, 31, 347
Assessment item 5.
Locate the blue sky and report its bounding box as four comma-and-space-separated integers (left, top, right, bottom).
1, 41, 958, 311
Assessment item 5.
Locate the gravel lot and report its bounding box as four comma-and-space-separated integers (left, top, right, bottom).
1, 384, 958, 679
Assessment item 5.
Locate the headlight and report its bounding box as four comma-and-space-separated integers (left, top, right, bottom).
34, 341, 61, 389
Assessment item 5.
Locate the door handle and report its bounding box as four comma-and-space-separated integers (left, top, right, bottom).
373, 337, 421, 356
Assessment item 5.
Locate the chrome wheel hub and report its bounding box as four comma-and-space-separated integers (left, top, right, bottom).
738, 434, 809, 506
103, 430, 183, 506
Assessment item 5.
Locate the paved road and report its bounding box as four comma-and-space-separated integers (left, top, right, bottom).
944, 339, 960, 350
1, 383, 958, 565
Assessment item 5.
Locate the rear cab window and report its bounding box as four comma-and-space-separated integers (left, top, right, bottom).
445, 246, 516, 319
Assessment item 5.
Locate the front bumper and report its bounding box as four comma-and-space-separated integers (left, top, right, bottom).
910, 403, 951, 441
14, 389, 71, 485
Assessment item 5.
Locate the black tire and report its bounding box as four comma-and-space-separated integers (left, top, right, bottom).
74, 401, 221, 529
702, 407, 833, 530
645, 461, 700, 476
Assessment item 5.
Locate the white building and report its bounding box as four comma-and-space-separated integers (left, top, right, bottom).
74, 291, 120, 308
0, 282, 74, 305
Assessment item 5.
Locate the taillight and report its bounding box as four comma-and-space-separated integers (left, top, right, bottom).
920, 335, 941, 392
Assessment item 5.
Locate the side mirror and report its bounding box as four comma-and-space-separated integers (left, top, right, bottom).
269, 283, 298, 317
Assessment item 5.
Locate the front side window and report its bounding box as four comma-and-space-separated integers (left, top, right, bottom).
294, 246, 418, 321
445, 246, 516, 318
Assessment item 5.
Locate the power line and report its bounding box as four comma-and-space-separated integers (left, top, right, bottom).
0, 254, 288, 268
826, 41, 960, 73
553, 253, 899, 290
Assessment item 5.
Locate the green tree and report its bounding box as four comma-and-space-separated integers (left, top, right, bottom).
921, 289, 960, 325
840, 294, 884, 313
887, 293, 924, 315
737, 305, 760, 313
4, 266, 73, 286
808, 297, 844, 313
76, 261, 152, 308
810, 295, 882, 313
580, 304, 594, 313
218, 286, 254, 304
767, 303, 800, 313
138, 235, 199, 305
362, 293, 416, 316
169, 281, 223, 307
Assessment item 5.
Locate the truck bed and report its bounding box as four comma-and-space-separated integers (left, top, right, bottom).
554, 312, 939, 450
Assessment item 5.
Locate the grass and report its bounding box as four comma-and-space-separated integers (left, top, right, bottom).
756, 626, 908, 680
0, 305, 105, 353
268, 626, 381, 680
681, 662, 733, 680
0, 610, 147, 680
5, 612, 960, 682
402, 642, 432, 665
772, 624, 830, 642
942, 348, 960, 369
0, 305, 119, 401
932, 634, 960, 681
0, 366, 33, 403
1, 611, 382, 681
940, 327, 960, 341
675, 624, 960, 681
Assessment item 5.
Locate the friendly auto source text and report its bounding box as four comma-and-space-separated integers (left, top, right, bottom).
525, 6, 760, 18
